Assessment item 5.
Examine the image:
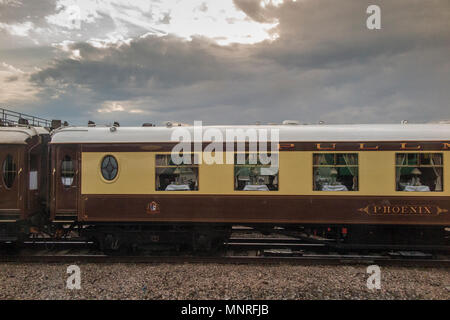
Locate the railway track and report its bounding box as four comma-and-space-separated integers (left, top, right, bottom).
1, 251, 449, 267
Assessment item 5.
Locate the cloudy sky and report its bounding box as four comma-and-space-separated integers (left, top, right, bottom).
0, 0, 449, 126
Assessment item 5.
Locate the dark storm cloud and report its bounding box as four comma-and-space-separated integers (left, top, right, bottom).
31, 35, 241, 93
8, 0, 450, 125
232, 0, 273, 23
254, 0, 450, 69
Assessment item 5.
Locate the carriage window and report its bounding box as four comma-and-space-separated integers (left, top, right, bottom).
234, 153, 279, 191
155, 154, 199, 191
2, 154, 17, 188
101, 155, 118, 181
61, 155, 74, 187
29, 154, 38, 190
313, 153, 359, 191
396, 153, 443, 192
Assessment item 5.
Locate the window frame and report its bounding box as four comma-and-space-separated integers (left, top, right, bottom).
29, 154, 39, 191
395, 152, 443, 192
100, 155, 119, 182
312, 153, 359, 192
233, 152, 279, 192
2, 154, 17, 189
61, 155, 75, 187
155, 153, 199, 191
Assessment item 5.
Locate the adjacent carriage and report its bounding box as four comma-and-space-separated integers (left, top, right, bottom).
0, 126, 50, 240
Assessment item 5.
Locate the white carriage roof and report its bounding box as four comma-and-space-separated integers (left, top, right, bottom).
50, 124, 450, 144
0, 127, 49, 144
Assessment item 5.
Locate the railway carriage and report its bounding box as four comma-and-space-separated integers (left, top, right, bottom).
48, 123, 450, 251
0, 126, 50, 241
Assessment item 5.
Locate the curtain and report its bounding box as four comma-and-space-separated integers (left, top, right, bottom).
430, 154, 443, 191
313, 169, 317, 190
156, 175, 160, 190
396, 154, 406, 190
313, 154, 326, 190
343, 154, 358, 190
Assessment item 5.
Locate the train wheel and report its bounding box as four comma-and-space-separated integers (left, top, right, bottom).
192, 226, 231, 254
101, 233, 125, 254
192, 232, 212, 253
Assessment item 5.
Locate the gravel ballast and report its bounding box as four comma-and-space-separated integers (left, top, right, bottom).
0, 263, 448, 300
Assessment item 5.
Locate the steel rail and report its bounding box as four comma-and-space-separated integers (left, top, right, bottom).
1, 251, 448, 267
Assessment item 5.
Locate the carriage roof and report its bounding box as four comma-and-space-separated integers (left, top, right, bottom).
50, 124, 450, 144
0, 126, 49, 145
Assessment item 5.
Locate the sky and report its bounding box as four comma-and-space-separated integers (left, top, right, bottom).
0, 0, 449, 126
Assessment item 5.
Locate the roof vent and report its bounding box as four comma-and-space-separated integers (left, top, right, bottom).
18, 118, 29, 125
88, 120, 96, 127
142, 123, 154, 127
282, 120, 299, 125
113, 121, 120, 127
51, 120, 62, 129
165, 121, 189, 127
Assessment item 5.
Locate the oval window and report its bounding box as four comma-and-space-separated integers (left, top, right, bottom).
2, 154, 17, 188
61, 155, 74, 187
101, 155, 118, 181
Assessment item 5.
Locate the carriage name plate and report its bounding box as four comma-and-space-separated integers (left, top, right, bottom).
358, 204, 448, 215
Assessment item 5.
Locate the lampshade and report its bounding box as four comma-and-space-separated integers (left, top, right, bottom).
411, 167, 422, 175
330, 168, 338, 175
173, 167, 181, 175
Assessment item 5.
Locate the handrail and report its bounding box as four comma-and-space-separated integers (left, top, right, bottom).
0, 107, 51, 127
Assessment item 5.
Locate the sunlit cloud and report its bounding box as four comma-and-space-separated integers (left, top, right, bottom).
43, 0, 279, 46
0, 62, 40, 103
260, 0, 285, 8
0, 21, 34, 37
152, 0, 279, 45
97, 101, 147, 114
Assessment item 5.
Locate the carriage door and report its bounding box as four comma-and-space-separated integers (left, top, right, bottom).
0, 146, 21, 215
54, 146, 79, 218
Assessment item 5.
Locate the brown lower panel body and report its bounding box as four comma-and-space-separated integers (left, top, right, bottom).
0, 209, 23, 222
79, 195, 450, 226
